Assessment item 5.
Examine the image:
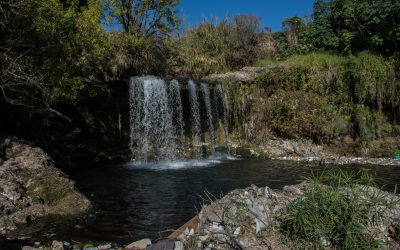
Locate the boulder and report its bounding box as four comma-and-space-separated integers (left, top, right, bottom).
0, 137, 91, 234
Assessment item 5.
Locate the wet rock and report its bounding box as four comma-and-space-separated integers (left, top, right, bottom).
125, 238, 152, 249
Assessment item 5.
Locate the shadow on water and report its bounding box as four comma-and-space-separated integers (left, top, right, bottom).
2, 159, 400, 248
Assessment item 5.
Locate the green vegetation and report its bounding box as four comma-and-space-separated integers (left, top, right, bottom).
0, 0, 399, 156
223, 52, 399, 152
168, 14, 269, 78
281, 169, 396, 249
274, 0, 400, 58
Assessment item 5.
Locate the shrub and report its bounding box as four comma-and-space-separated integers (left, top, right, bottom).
169, 15, 268, 78
352, 105, 393, 142
263, 91, 349, 143
281, 169, 389, 249
253, 52, 398, 143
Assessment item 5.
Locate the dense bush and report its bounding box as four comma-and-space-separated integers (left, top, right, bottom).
263, 91, 348, 143
169, 15, 271, 78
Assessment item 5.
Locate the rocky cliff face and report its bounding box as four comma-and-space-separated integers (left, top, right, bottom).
0, 137, 90, 236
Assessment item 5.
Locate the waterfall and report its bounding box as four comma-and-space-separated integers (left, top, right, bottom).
129, 76, 229, 162
188, 80, 201, 156
169, 80, 184, 158
129, 76, 177, 161
216, 84, 230, 144
201, 83, 216, 152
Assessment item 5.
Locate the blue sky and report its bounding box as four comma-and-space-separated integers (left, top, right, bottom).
178, 0, 315, 32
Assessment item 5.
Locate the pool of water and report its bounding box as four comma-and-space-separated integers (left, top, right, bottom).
2, 158, 399, 248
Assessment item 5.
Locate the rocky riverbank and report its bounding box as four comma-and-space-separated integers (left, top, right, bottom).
18, 179, 400, 250
231, 138, 400, 167
0, 137, 91, 239
170, 183, 400, 249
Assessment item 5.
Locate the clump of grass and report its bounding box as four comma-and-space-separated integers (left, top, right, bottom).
281, 169, 389, 249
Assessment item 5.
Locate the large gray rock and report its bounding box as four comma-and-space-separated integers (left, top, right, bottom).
0, 137, 91, 235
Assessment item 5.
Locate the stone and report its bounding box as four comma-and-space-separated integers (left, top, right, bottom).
255, 217, 267, 233
233, 227, 241, 236
52, 240, 64, 250
72, 244, 82, 250
283, 185, 303, 196
198, 235, 209, 241
320, 236, 331, 247
173, 241, 183, 250
125, 238, 152, 250
0, 138, 91, 233
97, 243, 112, 250
146, 239, 175, 250
211, 222, 224, 231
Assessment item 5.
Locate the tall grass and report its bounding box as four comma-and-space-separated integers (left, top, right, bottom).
281, 169, 396, 249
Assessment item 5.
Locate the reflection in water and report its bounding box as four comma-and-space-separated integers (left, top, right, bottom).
12, 159, 400, 245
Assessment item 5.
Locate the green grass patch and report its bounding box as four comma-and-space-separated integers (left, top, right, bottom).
281, 169, 395, 249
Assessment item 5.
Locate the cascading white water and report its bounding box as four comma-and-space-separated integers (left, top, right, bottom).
129, 76, 177, 161
188, 80, 202, 156
216, 84, 230, 143
201, 83, 216, 152
129, 76, 229, 162
169, 80, 184, 158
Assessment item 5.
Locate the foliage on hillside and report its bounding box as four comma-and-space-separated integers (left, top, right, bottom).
224, 52, 399, 152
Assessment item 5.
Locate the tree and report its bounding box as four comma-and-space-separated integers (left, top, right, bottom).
228, 14, 262, 68
309, 0, 338, 49
283, 16, 304, 45
305, 0, 400, 55
0, 0, 117, 110
104, 0, 181, 37
0, 0, 44, 107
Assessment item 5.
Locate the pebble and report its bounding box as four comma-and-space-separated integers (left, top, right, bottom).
52, 240, 64, 250
233, 227, 241, 236
97, 243, 112, 250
